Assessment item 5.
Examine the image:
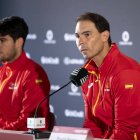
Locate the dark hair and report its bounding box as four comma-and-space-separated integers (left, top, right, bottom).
0, 16, 29, 46
76, 12, 112, 46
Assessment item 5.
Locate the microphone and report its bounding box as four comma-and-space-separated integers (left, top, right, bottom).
27, 67, 88, 138
70, 67, 89, 87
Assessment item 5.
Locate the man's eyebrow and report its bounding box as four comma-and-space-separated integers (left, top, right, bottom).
75, 31, 91, 35
0, 37, 6, 39
0, 37, 7, 42
81, 31, 91, 34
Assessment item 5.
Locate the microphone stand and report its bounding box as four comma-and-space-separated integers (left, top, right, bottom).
26, 81, 71, 138
34, 81, 71, 118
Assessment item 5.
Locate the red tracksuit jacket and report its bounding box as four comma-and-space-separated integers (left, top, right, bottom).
0, 51, 50, 131
82, 43, 140, 140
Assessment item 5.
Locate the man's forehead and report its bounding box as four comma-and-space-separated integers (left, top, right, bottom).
76, 20, 95, 27
75, 25, 97, 35
0, 35, 11, 39
76, 20, 96, 30
0, 35, 5, 39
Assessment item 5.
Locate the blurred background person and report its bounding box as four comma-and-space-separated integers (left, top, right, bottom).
0, 16, 51, 131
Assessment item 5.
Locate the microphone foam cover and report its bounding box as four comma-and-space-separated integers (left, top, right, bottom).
69, 67, 88, 87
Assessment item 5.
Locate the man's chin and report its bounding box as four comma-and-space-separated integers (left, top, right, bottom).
0, 58, 6, 63
82, 54, 90, 60
0, 58, 3, 62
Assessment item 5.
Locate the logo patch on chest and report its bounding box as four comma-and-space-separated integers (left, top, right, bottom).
9, 83, 18, 90
104, 82, 110, 92
88, 83, 94, 89
125, 84, 133, 89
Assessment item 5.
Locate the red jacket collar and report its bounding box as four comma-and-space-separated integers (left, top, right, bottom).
84, 43, 120, 75
2, 51, 27, 70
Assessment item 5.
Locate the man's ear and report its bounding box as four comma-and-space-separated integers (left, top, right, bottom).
101, 30, 110, 42
15, 37, 24, 49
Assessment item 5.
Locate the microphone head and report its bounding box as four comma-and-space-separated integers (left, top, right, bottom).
69, 67, 89, 87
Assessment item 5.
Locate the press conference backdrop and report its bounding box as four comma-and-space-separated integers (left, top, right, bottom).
0, 0, 140, 127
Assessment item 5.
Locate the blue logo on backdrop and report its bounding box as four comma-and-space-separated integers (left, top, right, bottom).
51, 84, 60, 91
41, 56, 60, 65
68, 83, 81, 96
27, 33, 37, 40
119, 31, 133, 46
64, 33, 76, 42
63, 57, 84, 65
43, 30, 56, 44
64, 109, 84, 118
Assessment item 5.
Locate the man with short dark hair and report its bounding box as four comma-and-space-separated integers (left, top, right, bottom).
75, 12, 140, 139
0, 16, 51, 131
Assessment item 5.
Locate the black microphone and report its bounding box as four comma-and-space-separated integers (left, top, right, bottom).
70, 67, 89, 87
27, 67, 88, 138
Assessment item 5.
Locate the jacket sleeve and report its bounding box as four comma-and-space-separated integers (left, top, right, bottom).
1, 66, 50, 130
110, 69, 140, 140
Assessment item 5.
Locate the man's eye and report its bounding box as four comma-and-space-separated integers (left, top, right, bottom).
75, 34, 79, 38
0, 39, 3, 43
0, 39, 5, 43
84, 33, 90, 37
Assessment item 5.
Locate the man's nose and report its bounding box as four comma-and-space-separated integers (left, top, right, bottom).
78, 36, 85, 46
